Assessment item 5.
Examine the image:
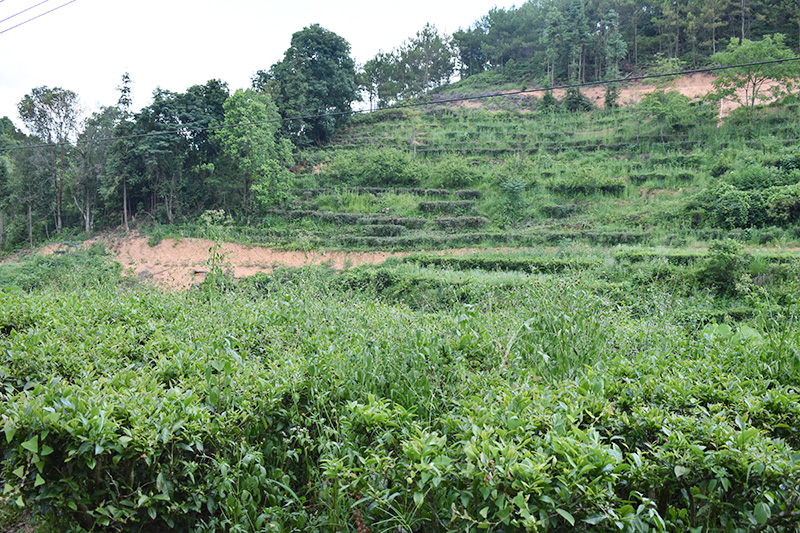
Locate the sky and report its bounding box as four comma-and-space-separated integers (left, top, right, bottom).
1, 0, 519, 128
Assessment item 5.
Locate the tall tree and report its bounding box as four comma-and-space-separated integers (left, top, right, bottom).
74, 106, 118, 234
711, 33, 798, 110
254, 24, 359, 146
360, 52, 401, 110
17, 87, 81, 235
8, 138, 53, 247
400, 24, 455, 96
212, 89, 294, 214
566, 0, 591, 82
103, 73, 135, 232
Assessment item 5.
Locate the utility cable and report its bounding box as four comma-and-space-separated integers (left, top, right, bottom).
0, 0, 76, 36
0, 0, 53, 25
3, 55, 800, 153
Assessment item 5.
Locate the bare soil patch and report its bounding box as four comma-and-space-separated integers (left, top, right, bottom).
100, 233, 406, 290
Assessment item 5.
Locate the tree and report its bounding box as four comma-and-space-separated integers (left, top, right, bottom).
360, 51, 402, 109
17, 86, 81, 235
639, 89, 693, 140
565, 0, 590, 82
8, 137, 53, 247
400, 24, 455, 96
0, 117, 16, 249
602, 9, 628, 107
74, 106, 118, 234
254, 24, 359, 146
212, 89, 294, 213
710, 34, 798, 111
103, 73, 136, 232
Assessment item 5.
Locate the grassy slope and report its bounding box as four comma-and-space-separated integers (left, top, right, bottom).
152, 85, 800, 252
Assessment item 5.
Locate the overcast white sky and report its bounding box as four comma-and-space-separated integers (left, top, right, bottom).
1, 0, 519, 128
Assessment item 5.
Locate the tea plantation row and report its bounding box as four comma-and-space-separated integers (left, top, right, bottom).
1, 249, 799, 531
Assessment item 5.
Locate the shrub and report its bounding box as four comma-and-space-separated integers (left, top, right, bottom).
426, 154, 481, 189
766, 183, 800, 224
695, 239, 751, 295
326, 147, 426, 187
541, 204, 584, 218
361, 224, 407, 237
563, 87, 594, 112
418, 201, 475, 214
433, 216, 490, 231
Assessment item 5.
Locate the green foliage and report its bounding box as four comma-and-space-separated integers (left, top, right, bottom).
638, 90, 694, 139
563, 87, 594, 112
711, 34, 798, 110
255, 24, 359, 146
213, 89, 294, 210
695, 239, 751, 295
425, 154, 480, 189
325, 147, 426, 187
2, 257, 800, 531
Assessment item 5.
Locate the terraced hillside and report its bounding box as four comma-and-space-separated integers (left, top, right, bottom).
159, 93, 798, 252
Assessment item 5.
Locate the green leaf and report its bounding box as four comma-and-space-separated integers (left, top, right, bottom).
556, 508, 575, 526
4, 422, 16, 444
40, 444, 54, 456
479, 506, 490, 519
34, 474, 45, 487
12, 466, 25, 479
507, 416, 523, 431
755, 502, 771, 525
413, 491, 424, 507
674, 465, 689, 478
21, 435, 38, 454
584, 513, 606, 525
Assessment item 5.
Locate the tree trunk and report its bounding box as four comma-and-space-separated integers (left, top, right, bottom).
85, 184, 91, 234
123, 175, 129, 232
741, 0, 746, 39
28, 203, 33, 248
0, 210, 4, 250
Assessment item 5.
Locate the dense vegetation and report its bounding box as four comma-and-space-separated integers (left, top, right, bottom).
1, 2, 800, 531
1, 0, 799, 252
1, 242, 799, 531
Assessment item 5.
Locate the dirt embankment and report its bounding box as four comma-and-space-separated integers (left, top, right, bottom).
33, 233, 403, 290
455, 72, 789, 115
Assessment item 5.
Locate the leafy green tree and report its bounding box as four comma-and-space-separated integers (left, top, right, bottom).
565, 0, 590, 82
212, 89, 294, 212
254, 24, 359, 146
17, 86, 81, 235
638, 89, 693, 140
452, 25, 489, 78
0, 155, 8, 250
601, 9, 628, 107
0, 117, 17, 249
102, 73, 136, 232
711, 34, 798, 111
360, 51, 402, 109
8, 137, 53, 247
400, 24, 455, 97
75, 106, 118, 234
133, 88, 187, 224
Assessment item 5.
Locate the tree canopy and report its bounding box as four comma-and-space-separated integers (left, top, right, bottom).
254, 24, 359, 146
711, 33, 799, 109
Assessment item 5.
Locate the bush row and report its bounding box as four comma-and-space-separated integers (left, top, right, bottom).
291, 187, 482, 199
403, 254, 598, 273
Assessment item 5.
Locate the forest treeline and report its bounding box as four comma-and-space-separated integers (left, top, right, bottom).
0, 0, 799, 252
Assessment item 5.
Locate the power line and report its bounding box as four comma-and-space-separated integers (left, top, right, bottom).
0, 0, 76, 36
0, 0, 53, 25
3, 55, 800, 153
